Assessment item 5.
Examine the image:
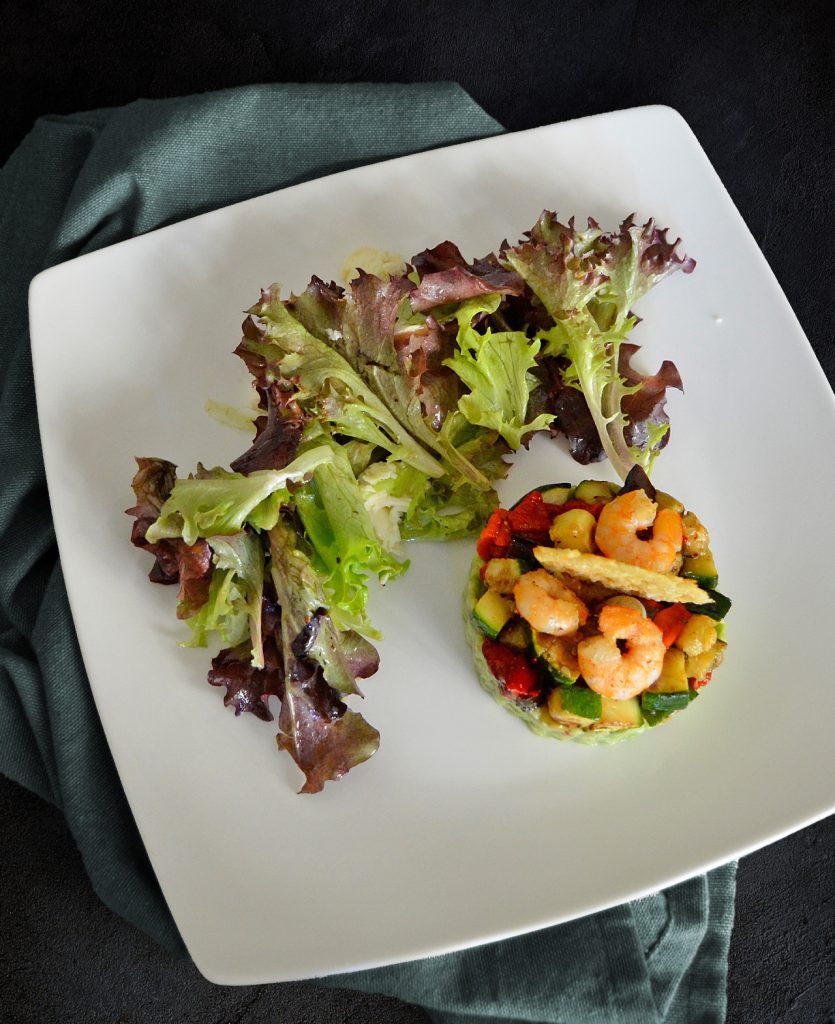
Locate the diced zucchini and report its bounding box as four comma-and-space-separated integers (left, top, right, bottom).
654, 490, 685, 514
642, 690, 689, 713
473, 590, 514, 638
547, 686, 598, 727
685, 589, 731, 621
642, 648, 690, 715
483, 557, 526, 594
531, 631, 580, 685
642, 690, 690, 714
594, 695, 644, 730
573, 479, 616, 504
497, 617, 532, 652
539, 483, 573, 505
549, 509, 596, 552
682, 551, 719, 589
559, 685, 602, 720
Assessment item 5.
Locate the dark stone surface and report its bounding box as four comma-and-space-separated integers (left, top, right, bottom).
2, 1, 834, 1020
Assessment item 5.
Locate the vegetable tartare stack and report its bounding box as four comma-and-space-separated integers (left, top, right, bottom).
465, 469, 730, 741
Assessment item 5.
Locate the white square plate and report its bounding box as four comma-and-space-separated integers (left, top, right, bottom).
29, 106, 835, 984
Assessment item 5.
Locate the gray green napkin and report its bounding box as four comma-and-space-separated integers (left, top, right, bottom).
0, 83, 735, 1022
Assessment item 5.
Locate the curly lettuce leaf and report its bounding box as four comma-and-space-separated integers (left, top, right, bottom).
293, 441, 407, 630
619, 342, 684, 471
338, 272, 495, 490
144, 447, 334, 545
230, 383, 306, 474
207, 638, 283, 722
443, 295, 553, 449
203, 531, 265, 666
182, 563, 250, 650
409, 245, 524, 312
240, 287, 445, 480
502, 213, 694, 479
595, 215, 696, 330
358, 460, 498, 545
269, 518, 380, 793
127, 457, 214, 614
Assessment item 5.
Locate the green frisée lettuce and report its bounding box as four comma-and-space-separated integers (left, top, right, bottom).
293, 441, 407, 633
145, 447, 334, 545
502, 213, 694, 478
196, 531, 265, 666
129, 208, 695, 792
444, 294, 554, 448
268, 517, 380, 793
182, 561, 250, 652
242, 286, 446, 480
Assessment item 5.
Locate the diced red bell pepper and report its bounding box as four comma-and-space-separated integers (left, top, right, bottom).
652, 603, 692, 647
482, 637, 541, 699
691, 672, 712, 690
545, 499, 606, 519
507, 491, 552, 535
476, 509, 513, 560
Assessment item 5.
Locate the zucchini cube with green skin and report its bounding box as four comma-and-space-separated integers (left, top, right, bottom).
685, 588, 731, 621
547, 686, 599, 727
538, 483, 573, 505
594, 695, 643, 730
642, 690, 689, 714
559, 685, 602, 720
642, 648, 690, 714
497, 617, 532, 652
473, 590, 514, 639
573, 479, 616, 504
531, 631, 579, 685
682, 551, 719, 590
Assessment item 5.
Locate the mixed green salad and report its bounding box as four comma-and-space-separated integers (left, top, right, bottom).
128, 213, 694, 792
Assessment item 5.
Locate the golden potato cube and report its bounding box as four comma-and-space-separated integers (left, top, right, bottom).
675, 614, 718, 657
549, 509, 597, 553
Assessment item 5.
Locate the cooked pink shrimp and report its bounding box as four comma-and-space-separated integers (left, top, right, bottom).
513, 569, 589, 637
577, 604, 665, 700
595, 490, 683, 572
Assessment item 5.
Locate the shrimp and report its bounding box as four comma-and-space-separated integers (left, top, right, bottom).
513, 569, 589, 637
595, 490, 683, 572
577, 604, 665, 700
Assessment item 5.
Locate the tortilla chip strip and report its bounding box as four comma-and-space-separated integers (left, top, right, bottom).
533, 546, 711, 605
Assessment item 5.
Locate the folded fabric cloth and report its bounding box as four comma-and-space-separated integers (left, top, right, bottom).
0, 83, 735, 1022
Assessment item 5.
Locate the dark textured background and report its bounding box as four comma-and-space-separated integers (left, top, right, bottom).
2, 1, 833, 1021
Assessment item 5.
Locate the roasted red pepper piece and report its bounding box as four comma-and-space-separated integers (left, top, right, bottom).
482, 637, 541, 699
508, 491, 552, 535
691, 672, 712, 690
476, 508, 513, 560
546, 499, 605, 518
652, 603, 692, 647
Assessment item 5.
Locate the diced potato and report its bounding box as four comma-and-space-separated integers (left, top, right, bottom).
650, 647, 688, 692
549, 509, 597, 553
675, 614, 718, 657
685, 640, 727, 681
483, 558, 524, 594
